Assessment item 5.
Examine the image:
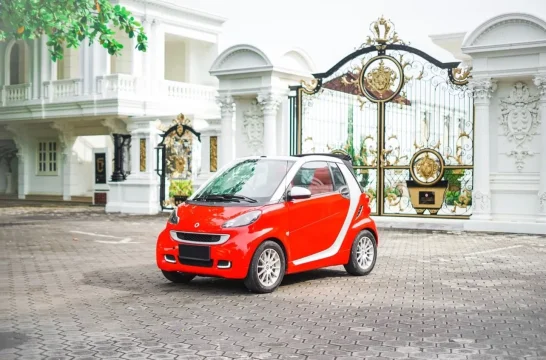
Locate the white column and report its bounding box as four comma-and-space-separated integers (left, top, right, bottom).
533, 75, 546, 222
124, 119, 160, 181
32, 39, 39, 99
16, 154, 26, 199
216, 95, 235, 167
51, 122, 75, 201
257, 92, 282, 156
468, 78, 497, 221
80, 40, 91, 95
141, 18, 153, 97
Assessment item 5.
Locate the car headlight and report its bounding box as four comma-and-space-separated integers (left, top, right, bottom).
167, 208, 179, 225
222, 210, 261, 228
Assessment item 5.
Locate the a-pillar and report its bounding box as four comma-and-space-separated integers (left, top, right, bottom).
468, 77, 497, 221
534, 75, 546, 222
216, 95, 235, 167
257, 92, 282, 156
51, 122, 76, 201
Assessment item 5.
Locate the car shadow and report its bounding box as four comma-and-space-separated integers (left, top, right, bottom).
81, 264, 349, 296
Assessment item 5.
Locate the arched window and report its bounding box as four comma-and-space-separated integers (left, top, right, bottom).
8, 41, 29, 85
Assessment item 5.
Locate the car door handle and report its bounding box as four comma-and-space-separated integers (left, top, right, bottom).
339, 186, 350, 199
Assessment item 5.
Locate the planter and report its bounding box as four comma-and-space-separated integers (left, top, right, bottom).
406, 180, 448, 215
173, 195, 188, 206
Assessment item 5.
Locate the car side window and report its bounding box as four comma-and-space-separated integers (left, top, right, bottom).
292, 161, 334, 195
329, 162, 347, 191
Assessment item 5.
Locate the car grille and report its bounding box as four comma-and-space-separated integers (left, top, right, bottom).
173, 232, 222, 243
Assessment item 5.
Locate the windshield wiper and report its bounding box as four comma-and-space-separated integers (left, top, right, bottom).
197, 194, 257, 203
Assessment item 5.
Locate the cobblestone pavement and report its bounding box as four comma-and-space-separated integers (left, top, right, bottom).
1, 204, 546, 360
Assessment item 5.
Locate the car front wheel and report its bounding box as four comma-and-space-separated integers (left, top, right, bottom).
344, 230, 377, 276
161, 270, 196, 283
244, 241, 286, 294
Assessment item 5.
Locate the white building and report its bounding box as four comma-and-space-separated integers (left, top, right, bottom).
1, 3, 545, 234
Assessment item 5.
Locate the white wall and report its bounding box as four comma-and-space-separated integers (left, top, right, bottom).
57, 46, 81, 80
488, 79, 541, 221
165, 39, 186, 82
111, 32, 133, 75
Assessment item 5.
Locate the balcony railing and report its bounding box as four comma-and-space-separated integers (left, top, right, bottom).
43, 79, 83, 101
1, 76, 219, 112
164, 80, 217, 103
1, 84, 31, 105
97, 74, 140, 98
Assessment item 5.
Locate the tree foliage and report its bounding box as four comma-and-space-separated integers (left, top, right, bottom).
0, 0, 148, 61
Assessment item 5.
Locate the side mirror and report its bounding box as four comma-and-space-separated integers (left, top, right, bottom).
288, 186, 312, 200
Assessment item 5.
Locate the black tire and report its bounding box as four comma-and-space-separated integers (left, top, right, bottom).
344, 230, 377, 276
161, 270, 196, 283
244, 241, 286, 294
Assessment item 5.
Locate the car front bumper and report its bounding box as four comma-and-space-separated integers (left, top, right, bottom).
156, 228, 251, 279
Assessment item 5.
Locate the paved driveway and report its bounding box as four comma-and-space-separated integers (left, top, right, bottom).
0, 204, 545, 360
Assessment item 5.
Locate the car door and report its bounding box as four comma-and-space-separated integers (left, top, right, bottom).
327, 161, 352, 239
286, 161, 341, 263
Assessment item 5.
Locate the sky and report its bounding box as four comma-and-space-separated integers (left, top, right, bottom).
178, 0, 546, 71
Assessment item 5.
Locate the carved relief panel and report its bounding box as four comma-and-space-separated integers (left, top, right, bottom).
499, 82, 540, 172
243, 100, 264, 156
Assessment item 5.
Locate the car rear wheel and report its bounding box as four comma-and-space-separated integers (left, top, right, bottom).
244, 241, 286, 294
161, 270, 196, 283
344, 230, 377, 276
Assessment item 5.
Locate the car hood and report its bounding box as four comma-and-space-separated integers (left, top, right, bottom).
175, 202, 261, 230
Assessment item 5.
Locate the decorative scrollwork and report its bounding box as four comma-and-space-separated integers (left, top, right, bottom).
451, 66, 472, 85
301, 79, 319, 93
445, 132, 471, 165
409, 149, 445, 186
380, 135, 407, 166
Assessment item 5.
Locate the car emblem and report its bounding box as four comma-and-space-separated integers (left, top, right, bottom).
194, 222, 200, 228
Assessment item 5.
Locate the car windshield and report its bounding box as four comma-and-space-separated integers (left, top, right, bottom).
191, 159, 295, 204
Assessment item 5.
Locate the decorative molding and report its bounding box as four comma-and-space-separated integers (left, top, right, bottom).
462, 13, 546, 48
4, 125, 24, 158
257, 92, 282, 116
50, 122, 76, 157
242, 100, 264, 156
533, 75, 546, 99
216, 95, 235, 117
473, 191, 491, 213
471, 19, 546, 46
507, 150, 534, 172
468, 78, 497, 101
500, 82, 540, 172
539, 192, 546, 212
102, 118, 128, 135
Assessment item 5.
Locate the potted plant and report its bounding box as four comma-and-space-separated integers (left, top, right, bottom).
168, 179, 193, 206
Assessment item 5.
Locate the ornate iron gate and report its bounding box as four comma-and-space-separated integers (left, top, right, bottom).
289, 16, 473, 218
155, 114, 201, 210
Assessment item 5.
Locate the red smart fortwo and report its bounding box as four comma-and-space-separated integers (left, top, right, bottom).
156, 153, 378, 293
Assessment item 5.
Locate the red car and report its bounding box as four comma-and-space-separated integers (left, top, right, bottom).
156, 154, 378, 293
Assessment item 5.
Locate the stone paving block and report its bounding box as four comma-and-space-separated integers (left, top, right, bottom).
0, 206, 545, 359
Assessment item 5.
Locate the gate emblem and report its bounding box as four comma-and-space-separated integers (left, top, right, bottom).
194, 222, 200, 228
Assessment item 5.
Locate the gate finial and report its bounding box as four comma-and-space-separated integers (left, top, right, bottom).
363, 15, 405, 50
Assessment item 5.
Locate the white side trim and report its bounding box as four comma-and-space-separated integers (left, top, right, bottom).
293, 163, 361, 265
